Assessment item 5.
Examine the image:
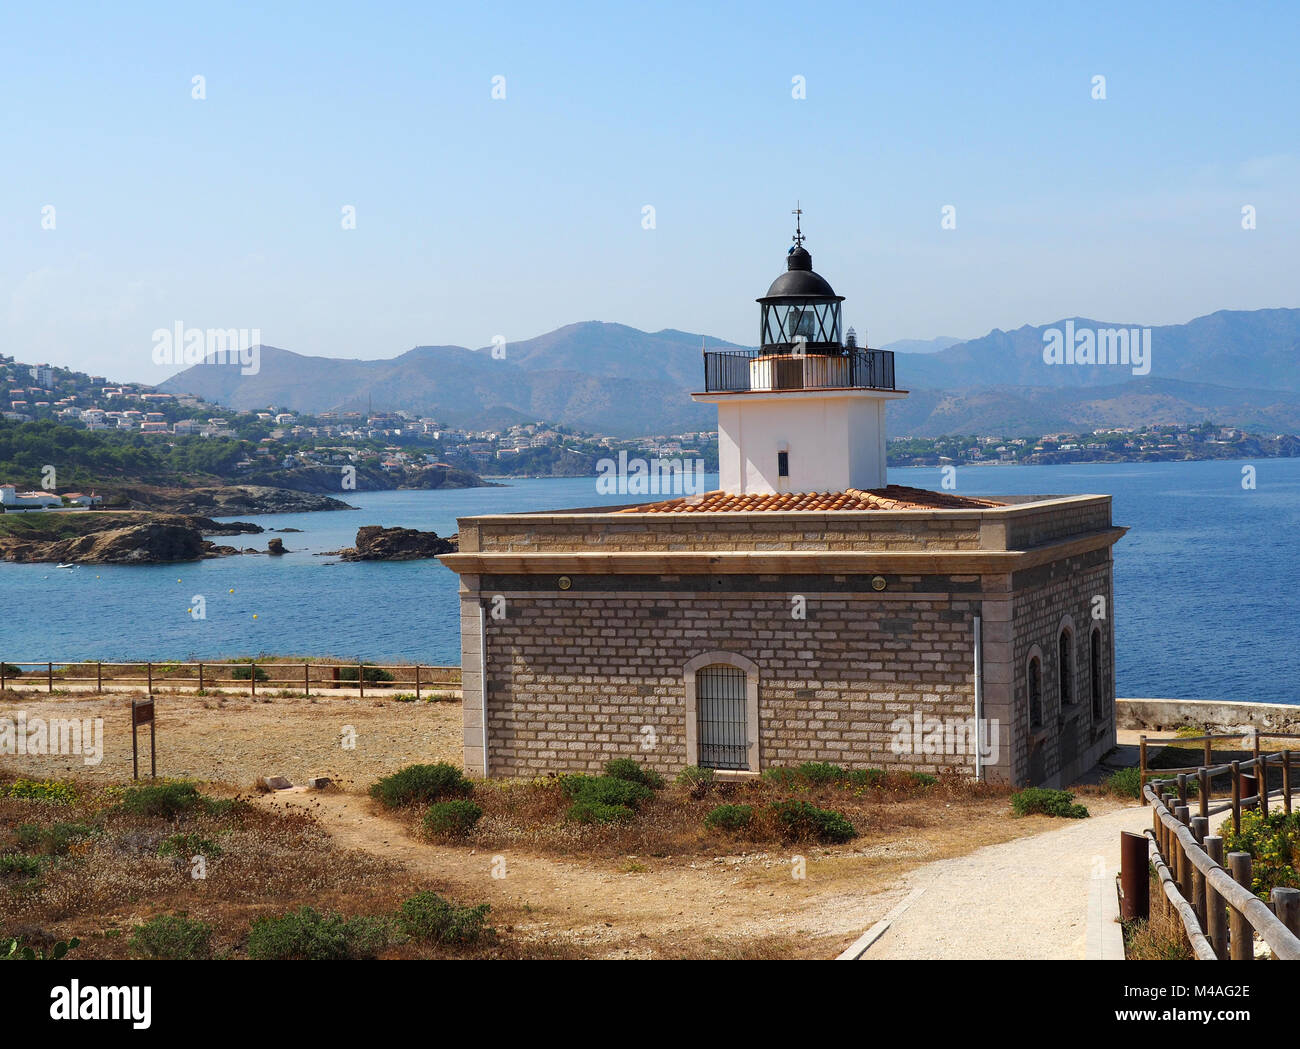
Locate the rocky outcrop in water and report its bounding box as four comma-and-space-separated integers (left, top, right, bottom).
335, 525, 457, 561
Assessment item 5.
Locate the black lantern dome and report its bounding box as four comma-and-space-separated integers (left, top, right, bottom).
757, 210, 845, 354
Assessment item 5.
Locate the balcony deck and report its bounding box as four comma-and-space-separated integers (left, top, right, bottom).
701, 348, 895, 393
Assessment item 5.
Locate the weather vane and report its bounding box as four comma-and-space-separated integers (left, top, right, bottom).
791, 201, 805, 251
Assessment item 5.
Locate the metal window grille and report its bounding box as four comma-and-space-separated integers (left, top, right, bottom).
1028, 658, 1043, 729
696, 665, 748, 770
1090, 630, 1103, 719
1059, 631, 1074, 705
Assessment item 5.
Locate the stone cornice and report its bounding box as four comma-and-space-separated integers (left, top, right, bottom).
439, 525, 1128, 577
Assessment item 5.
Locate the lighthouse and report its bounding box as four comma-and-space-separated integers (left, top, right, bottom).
441, 210, 1125, 790
693, 210, 906, 495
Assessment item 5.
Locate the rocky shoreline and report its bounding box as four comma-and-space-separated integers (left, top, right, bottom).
101, 484, 356, 515
0, 513, 269, 565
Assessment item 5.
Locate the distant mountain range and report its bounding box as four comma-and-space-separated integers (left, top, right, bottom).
159, 309, 1300, 437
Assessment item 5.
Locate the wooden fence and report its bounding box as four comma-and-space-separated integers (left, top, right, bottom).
0, 659, 461, 700
1140, 729, 1300, 960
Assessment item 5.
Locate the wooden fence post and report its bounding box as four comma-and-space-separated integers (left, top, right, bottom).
1175, 806, 1192, 902
1228, 852, 1254, 960
96, 662, 102, 691
1258, 759, 1268, 826
415, 664, 421, 702
1190, 816, 1209, 930
250, 662, 257, 698
198, 662, 204, 692
358, 662, 365, 698
1199, 767, 1210, 820
1204, 728, 1213, 772
1284, 750, 1293, 816
1140, 735, 1148, 806
146, 661, 152, 697
1231, 761, 1242, 835
1273, 888, 1300, 940
48, 661, 53, 693
304, 662, 310, 696
1205, 836, 1228, 960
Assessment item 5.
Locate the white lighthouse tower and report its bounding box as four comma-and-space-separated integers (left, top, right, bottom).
693, 210, 907, 495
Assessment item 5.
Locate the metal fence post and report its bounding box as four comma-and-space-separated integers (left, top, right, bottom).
1120, 831, 1149, 921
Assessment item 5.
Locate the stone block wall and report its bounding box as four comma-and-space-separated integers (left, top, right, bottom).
471, 581, 989, 779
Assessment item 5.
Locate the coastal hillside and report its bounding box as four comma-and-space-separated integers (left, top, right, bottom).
158, 310, 1300, 437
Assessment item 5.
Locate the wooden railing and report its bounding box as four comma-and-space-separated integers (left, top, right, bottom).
1140, 734, 1300, 960
0, 659, 461, 699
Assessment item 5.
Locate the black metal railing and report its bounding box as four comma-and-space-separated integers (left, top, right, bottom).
701, 348, 896, 394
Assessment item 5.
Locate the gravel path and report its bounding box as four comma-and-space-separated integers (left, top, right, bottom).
858, 804, 1150, 959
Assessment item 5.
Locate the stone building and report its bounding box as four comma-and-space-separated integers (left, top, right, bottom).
440, 218, 1126, 787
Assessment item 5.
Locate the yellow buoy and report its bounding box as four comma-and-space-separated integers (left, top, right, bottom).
252, 614, 258, 619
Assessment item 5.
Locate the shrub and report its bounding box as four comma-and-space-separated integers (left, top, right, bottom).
157, 832, 222, 859
369, 763, 472, 809
909, 772, 938, 788
0, 853, 45, 878
566, 800, 635, 824
338, 664, 394, 683
675, 766, 714, 788
563, 776, 652, 809
129, 914, 213, 960
1223, 811, 1300, 898
1011, 787, 1089, 819
0, 663, 21, 677
847, 768, 886, 788
1104, 767, 1142, 800
761, 767, 800, 787
704, 804, 754, 832
246, 906, 390, 960
396, 892, 492, 945
423, 800, 482, 839
797, 762, 847, 785
604, 758, 665, 790
561, 774, 654, 823
119, 781, 202, 819
15, 822, 95, 855
3, 936, 79, 960
230, 664, 269, 681
771, 800, 857, 843
1, 779, 76, 804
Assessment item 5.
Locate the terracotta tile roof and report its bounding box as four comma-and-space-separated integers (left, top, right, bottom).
621, 485, 1004, 513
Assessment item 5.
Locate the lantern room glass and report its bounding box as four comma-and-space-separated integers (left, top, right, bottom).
760, 299, 843, 353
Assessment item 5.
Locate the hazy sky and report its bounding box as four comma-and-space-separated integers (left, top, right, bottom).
3, 1, 1298, 383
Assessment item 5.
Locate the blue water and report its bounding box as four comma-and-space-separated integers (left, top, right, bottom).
1, 461, 1297, 703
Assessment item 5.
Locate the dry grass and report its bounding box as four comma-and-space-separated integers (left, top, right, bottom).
0, 689, 463, 790
1122, 873, 1194, 960
387, 769, 1010, 860
0, 773, 565, 959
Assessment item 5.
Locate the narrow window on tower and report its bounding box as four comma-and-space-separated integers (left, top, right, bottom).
777, 451, 789, 477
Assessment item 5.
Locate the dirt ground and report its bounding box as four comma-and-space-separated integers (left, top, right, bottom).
0, 689, 1130, 958
0, 689, 462, 792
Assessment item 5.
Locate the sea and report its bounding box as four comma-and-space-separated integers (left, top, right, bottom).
1, 459, 1297, 704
